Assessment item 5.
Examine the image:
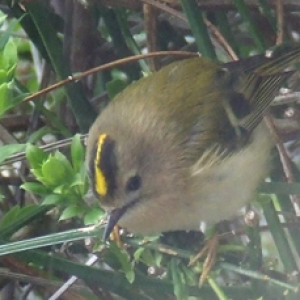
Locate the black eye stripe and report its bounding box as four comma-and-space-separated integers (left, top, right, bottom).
89, 145, 98, 195
99, 135, 117, 196
91, 134, 118, 197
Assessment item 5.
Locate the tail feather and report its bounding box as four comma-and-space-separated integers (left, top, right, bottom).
235, 44, 300, 131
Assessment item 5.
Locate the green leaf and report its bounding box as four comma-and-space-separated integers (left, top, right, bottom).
109, 242, 135, 283
106, 78, 128, 99
69, 166, 89, 196
3, 40, 18, 71
59, 205, 82, 220
42, 194, 63, 205
27, 126, 53, 144
170, 259, 188, 300
31, 169, 44, 182
70, 172, 86, 188
134, 247, 160, 267
0, 205, 51, 239
0, 143, 25, 164
0, 83, 24, 117
0, 69, 7, 83
41, 156, 66, 186
25, 143, 48, 170
0, 12, 7, 27
53, 185, 67, 194
21, 182, 49, 195
83, 208, 104, 225
0, 206, 21, 228
0, 83, 9, 116
0, 17, 21, 50
54, 151, 74, 176
6, 64, 16, 82
71, 134, 85, 172
0, 204, 49, 236
134, 247, 146, 261
154, 252, 163, 267
41, 154, 73, 187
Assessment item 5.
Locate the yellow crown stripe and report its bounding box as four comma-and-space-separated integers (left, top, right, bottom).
95, 134, 108, 196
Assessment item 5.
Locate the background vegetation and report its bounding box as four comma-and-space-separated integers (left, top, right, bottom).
0, 0, 300, 299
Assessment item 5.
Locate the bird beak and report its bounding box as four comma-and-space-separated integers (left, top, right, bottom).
103, 206, 127, 241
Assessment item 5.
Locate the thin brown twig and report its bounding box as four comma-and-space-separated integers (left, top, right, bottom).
22, 51, 197, 103
140, 0, 187, 21
0, 269, 87, 292
143, 4, 161, 71
203, 17, 238, 60
97, 0, 300, 11
140, 0, 238, 60
264, 115, 300, 215
276, 0, 284, 44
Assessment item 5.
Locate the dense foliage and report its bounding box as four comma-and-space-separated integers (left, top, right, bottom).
0, 1, 300, 299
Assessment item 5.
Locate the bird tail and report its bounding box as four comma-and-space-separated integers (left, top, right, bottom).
229, 44, 300, 132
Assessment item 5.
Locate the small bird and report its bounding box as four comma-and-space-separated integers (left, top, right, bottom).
86, 45, 300, 241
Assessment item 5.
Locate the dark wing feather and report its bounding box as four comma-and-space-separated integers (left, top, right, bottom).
232, 44, 300, 132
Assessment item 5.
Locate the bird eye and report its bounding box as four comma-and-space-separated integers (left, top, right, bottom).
126, 175, 142, 192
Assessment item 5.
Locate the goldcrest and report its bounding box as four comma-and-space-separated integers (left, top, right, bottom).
86, 46, 300, 239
